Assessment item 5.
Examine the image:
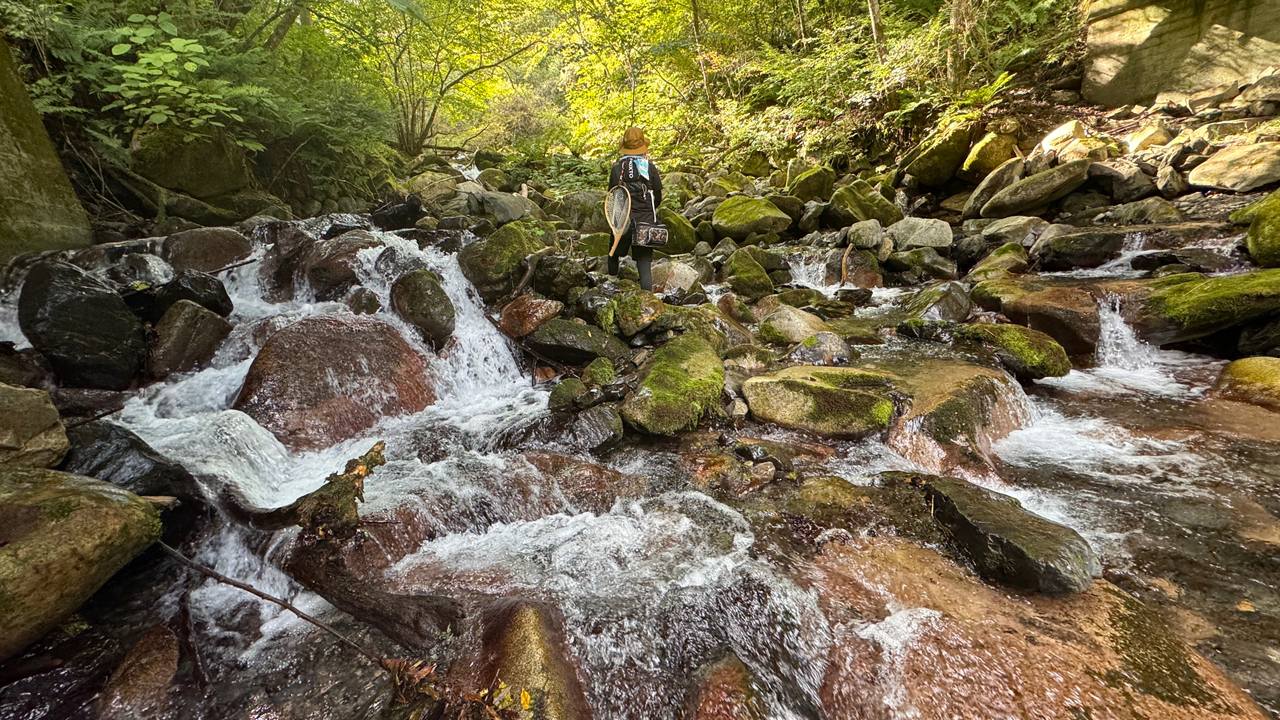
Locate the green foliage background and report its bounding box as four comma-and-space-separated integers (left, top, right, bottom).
1, 0, 1081, 207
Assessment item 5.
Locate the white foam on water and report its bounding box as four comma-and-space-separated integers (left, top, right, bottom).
1044, 231, 1148, 280
0, 294, 26, 348
855, 607, 943, 720
788, 252, 842, 297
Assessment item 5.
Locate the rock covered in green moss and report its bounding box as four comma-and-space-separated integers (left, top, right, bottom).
891, 472, 1101, 594
965, 242, 1028, 283
902, 120, 973, 186
711, 196, 793, 240
549, 377, 588, 411
524, 319, 629, 364
620, 335, 725, 435
785, 166, 836, 202
885, 247, 958, 281
1129, 269, 1280, 345
583, 357, 617, 387
657, 206, 698, 254
962, 131, 1018, 179
904, 281, 971, 321
576, 232, 612, 257
826, 182, 904, 228
613, 287, 665, 336
720, 249, 774, 301
1213, 356, 1280, 411
954, 323, 1071, 381
458, 218, 557, 301
759, 306, 831, 344
1245, 190, 1280, 268
742, 366, 895, 438
0, 468, 161, 661
787, 332, 855, 366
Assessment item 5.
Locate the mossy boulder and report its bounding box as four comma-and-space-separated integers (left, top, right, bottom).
549, 377, 588, 411
712, 196, 792, 240
524, 319, 630, 364
658, 206, 698, 254
557, 189, 609, 233
613, 287, 665, 336
390, 268, 456, 348
1245, 190, 1280, 268
826, 182, 904, 228
583, 357, 617, 387
903, 282, 972, 322
742, 366, 895, 438
1030, 227, 1129, 271
130, 125, 251, 200
0, 383, 67, 469
965, 242, 1028, 283
902, 120, 973, 186
981, 160, 1092, 219
720, 249, 775, 302
0, 468, 161, 661
954, 323, 1071, 381
1213, 356, 1280, 411
759, 306, 831, 345
786, 166, 836, 203
576, 232, 612, 257
458, 218, 557, 302
620, 335, 725, 435
1128, 270, 1280, 345
961, 131, 1018, 180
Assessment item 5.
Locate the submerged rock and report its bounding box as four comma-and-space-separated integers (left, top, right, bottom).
688, 654, 766, 720
892, 472, 1100, 593
812, 536, 1268, 719
18, 260, 147, 390
234, 315, 435, 450
0, 383, 67, 468
621, 334, 724, 435
0, 468, 160, 662
1213, 356, 1280, 412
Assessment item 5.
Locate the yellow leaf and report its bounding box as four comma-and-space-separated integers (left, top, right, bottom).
520, 688, 531, 710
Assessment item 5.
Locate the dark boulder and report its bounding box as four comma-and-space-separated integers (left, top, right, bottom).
18, 260, 147, 390
524, 319, 630, 364
161, 227, 252, 273
149, 299, 233, 377
60, 420, 199, 500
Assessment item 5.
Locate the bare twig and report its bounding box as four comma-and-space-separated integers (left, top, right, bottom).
157, 542, 381, 664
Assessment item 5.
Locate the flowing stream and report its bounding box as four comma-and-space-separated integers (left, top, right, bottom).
3, 229, 1279, 718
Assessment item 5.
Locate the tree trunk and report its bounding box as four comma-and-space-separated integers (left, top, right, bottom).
263, 3, 302, 52
690, 0, 719, 114
947, 0, 971, 87
867, 0, 887, 62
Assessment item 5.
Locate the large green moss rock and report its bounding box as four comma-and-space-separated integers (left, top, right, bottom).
965, 242, 1029, 283
130, 124, 251, 201
981, 160, 1092, 219
720, 249, 775, 301
620, 335, 725, 435
0, 45, 90, 262
786, 166, 836, 202
960, 323, 1070, 381
0, 469, 161, 661
658, 206, 698, 254
1245, 190, 1280, 268
1213, 356, 1280, 412
1129, 270, 1280, 345
759, 306, 831, 344
742, 366, 895, 438
826, 182, 904, 228
390, 268, 456, 348
961, 131, 1018, 179
903, 121, 973, 186
557, 189, 609, 233
458, 218, 557, 301
711, 196, 792, 240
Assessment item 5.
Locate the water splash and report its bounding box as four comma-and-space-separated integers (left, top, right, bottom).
788, 251, 841, 296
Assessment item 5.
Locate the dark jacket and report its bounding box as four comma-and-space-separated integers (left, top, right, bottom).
609, 156, 663, 223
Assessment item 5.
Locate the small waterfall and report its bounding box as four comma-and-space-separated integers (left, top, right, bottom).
788, 252, 838, 295
1095, 294, 1158, 371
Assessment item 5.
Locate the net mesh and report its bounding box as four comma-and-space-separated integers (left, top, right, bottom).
605, 186, 631, 236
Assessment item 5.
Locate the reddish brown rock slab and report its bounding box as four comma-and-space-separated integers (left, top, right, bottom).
500, 294, 564, 338
234, 314, 434, 451
808, 536, 1269, 720
689, 654, 766, 720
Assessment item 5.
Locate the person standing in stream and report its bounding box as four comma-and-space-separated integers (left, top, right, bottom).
607, 127, 663, 292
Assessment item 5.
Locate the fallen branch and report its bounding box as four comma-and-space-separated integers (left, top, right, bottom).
157, 541, 381, 664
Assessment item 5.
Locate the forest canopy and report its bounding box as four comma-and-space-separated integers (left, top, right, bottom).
1, 0, 1081, 205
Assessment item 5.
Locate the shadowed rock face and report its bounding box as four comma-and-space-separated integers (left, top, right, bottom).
234, 315, 435, 451
474, 599, 593, 720
18, 260, 148, 390
809, 537, 1270, 720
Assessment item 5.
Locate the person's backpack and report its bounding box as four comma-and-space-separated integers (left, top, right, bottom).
617, 156, 668, 248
